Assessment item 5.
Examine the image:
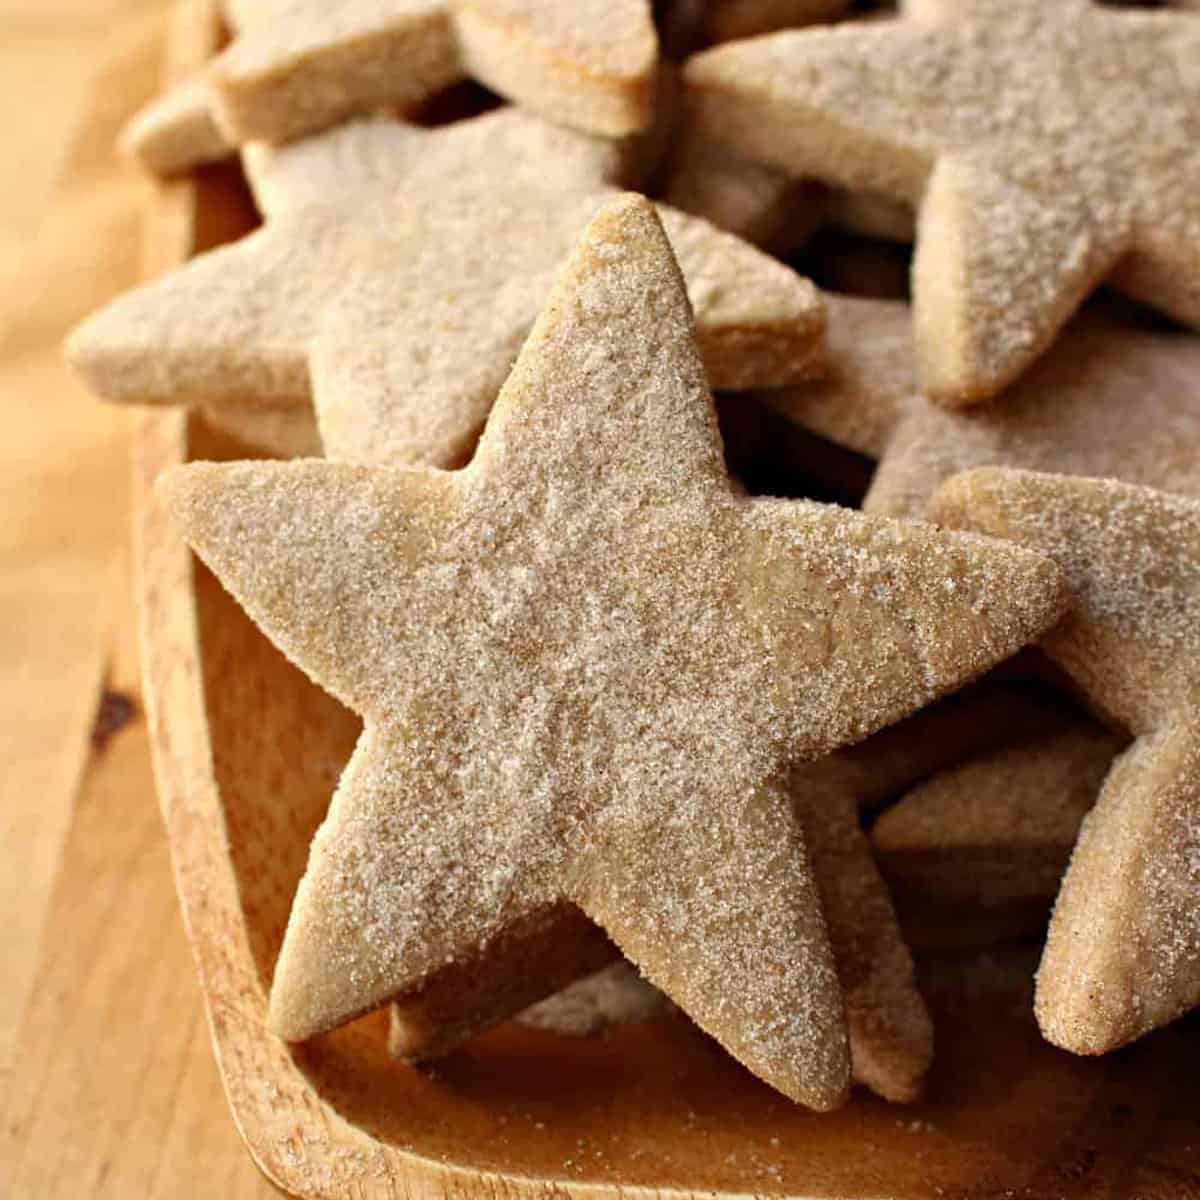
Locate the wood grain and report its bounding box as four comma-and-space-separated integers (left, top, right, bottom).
0, 2, 160, 1074
0, 1, 274, 1195
1, 560, 275, 1199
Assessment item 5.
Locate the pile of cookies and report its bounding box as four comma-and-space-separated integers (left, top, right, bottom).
68, 0, 1200, 1114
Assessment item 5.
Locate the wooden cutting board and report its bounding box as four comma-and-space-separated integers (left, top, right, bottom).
0, 2, 275, 1195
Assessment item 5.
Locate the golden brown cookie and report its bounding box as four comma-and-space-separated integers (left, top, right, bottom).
874, 722, 1124, 947
394, 680, 1067, 1103
214, 0, 658, 146
70, 108, 825, 469
764, 304, 1200, 518
161, 197, 1067, 1108
686, 0, 1200, 403
931, 469, 1200, 1054
127, 0, 662, 173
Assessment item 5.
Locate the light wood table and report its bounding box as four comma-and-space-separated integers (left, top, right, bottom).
0, 2, 275, 1194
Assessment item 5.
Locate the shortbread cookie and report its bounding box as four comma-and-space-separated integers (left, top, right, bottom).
931, 469, 1200, 1054
874, 723, 1123, 945
686, 1, 1200, 404
393, 678, 1075, 1102
70, 108, 825, 469
128, 0, 661, 173
161, 197, 1067, 1108
121, 0, 284, 172
213, 0, 658, 148
392, 677, 1059, 1068
765, 305, 1200, 518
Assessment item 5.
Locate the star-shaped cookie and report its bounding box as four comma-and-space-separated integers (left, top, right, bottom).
161, 196, 1067, 1107
764, 300, 1200, 519
390, 677, 1070, 1102
70, 108, 825, 469
686, 0, 1200, 403
388, 743, 944, 1103
931, 469, 1200, 1054
127, 0, 660, 174
389, 676, 1065, 1101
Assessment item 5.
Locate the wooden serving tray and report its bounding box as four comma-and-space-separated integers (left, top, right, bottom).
135, 2, 1200, 1196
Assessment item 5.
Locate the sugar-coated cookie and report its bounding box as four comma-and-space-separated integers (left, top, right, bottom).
161, 197, 1067, 1107
686, 0, 1200, 403
392, 679, 1079, 1101
932, 469, 1200, 1054
71, 109, 825, 469
126, 0, 662, 174
765, 302, 1200, 518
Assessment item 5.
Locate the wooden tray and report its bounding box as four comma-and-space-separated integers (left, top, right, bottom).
134, 3, 1200, 1196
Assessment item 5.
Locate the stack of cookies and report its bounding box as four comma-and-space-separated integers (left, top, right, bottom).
68, 0, 1200, 1120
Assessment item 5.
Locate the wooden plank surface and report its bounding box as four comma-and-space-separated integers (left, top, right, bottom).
0, 2, 275, 1195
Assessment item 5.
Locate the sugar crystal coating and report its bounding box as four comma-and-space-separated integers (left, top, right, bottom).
686, 0, 1200, 402
931, 469, 1200, 1054
124, 0, 660, 172
162, 198, 1067, 1108
69, 108, 824, 470
764, 303, 1200, 520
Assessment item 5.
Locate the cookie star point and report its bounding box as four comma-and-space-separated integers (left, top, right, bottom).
210, 0, 659, 147
686, 1, 1200, 402
70, 107, 825, 469
765, 303, 1200, 522
930, 467, 1200, 1053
